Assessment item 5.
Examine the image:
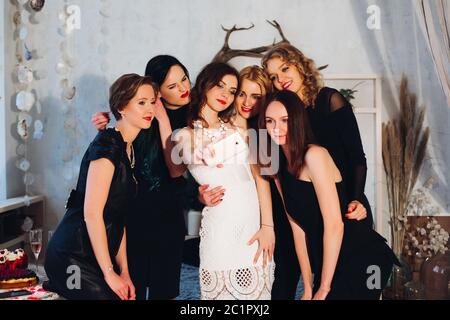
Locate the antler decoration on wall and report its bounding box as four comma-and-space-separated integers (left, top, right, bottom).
212, 20, 290, 63
212, 20, 328, 71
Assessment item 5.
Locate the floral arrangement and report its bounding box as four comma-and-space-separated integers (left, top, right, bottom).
405, 217, 449, 258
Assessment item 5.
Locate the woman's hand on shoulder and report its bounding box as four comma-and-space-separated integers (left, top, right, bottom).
91, 112, 110, 131
154, 93, 169, 123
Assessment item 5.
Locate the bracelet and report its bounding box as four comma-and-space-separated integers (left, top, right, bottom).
261, 224, 274, 228
104, 265, 114, 274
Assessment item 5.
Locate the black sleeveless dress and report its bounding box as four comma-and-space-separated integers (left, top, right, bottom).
271, 87, 373, 299
44, 129, 136, 300
278, 163, 398, 300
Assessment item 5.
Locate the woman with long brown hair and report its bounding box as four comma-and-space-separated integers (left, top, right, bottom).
261, 90, 397, 300
175, 62, 275, 300
262, 44, 371, 298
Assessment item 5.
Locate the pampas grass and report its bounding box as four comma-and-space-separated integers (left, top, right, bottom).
382, 75, 430, 256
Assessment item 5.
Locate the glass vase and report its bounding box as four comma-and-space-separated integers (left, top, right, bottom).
420, 251, 450, 300
383, 254, 412, 300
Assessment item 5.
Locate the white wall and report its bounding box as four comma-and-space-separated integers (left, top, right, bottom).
2, 0, 449, 238
0, 0, 6, 200
3, 0, 25, 200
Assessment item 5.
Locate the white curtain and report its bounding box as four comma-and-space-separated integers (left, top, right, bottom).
414, 0, 450, 108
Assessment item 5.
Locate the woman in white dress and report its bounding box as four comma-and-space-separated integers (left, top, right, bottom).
174, 62, 275, 300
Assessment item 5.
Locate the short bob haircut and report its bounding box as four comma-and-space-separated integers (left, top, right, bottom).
109, 73, 158, 121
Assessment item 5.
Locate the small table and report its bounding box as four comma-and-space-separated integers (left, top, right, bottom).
0, 265, 60, 300
0, 284, 59, 300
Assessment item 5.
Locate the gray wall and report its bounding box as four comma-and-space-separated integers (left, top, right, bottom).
1, 1, 6, 200
2, 0, 449, 237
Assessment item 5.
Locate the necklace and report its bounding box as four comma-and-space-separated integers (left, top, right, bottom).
194, 118, 228, 141
115, 127, 137, 184
128, 143, 137, 184
129, 143, 135, 168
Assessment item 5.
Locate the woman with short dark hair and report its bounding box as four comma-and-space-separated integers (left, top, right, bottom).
45, 74, 157, 300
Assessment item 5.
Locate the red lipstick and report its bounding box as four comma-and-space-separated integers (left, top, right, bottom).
143, 116, 153, 121
241, 106, 252, 113
282, 81, 292, 90
217, 99, 227, 105
181, 91, 190, 99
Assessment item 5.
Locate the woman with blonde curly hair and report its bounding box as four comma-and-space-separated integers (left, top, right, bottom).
262, 43, 373, 299
232, 65, 272, 129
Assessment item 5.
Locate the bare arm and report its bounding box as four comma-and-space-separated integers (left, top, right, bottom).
155, 100, 187, 178
306, 147, 344, 299
251, 165, 274, 227
248, 164, 275, 267
84, 158, 116, 276
84, 158, 130, 300
274, 177, 313, 299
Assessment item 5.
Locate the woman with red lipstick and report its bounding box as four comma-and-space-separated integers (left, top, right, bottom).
44, 74, 157, 300
262, 43, 370, 227
91, 56, 225, 300
261, 90, 398, 300
232, 66, 271, 129
230, 66, 301, 300
262, 43, 375, 299
174, 62, 275, 300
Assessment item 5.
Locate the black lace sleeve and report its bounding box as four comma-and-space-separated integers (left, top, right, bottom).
328, 90, 368, 202
87, 130, 123, 167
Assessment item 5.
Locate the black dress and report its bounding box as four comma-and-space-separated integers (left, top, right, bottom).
271, 87, 375, 299
308, 87, 373, 228
270, 177, 300, 300
278, 163, 398, 299
44, 129, 136, 300
126, 106, 189, 300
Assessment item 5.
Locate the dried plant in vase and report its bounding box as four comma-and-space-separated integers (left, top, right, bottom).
382, 75, 430, 256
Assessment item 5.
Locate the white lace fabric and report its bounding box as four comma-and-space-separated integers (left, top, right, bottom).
200, 264, 275, 300
177, 126, 276, 300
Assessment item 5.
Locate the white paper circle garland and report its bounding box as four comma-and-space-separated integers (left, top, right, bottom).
12, 0, 46, 193
16, 90, 35, 111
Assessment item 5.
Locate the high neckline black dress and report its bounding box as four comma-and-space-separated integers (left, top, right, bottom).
126, 104, 190, 300
278, 162, 398, 300
307, 87, 373, 227
44, 128, 136, 300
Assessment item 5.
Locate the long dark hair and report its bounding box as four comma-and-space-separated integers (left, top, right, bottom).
135, 55, 190, 192
188, 62, 239, 128
258, 90, 315, 176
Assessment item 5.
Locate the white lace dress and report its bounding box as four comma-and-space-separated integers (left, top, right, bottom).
178, 125, 275, 300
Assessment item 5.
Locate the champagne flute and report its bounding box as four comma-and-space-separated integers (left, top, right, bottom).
29, 229, 43, 274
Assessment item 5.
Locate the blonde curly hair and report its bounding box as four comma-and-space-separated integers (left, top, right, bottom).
239, 65, 273, 97
262, 43, 323, 107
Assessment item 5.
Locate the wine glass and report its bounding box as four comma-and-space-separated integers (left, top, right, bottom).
29, 229, 43, 274
48, 230, 54, 242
